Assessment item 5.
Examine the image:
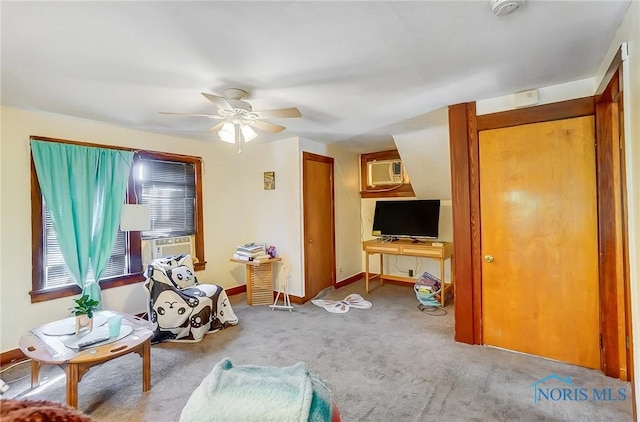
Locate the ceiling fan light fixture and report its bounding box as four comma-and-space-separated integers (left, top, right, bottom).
218, 122, 236, 143
241, 125, 258, 142
161, 88, 302, 150
491, 0, 525, 16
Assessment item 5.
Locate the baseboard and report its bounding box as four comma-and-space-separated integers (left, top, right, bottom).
225, 285, 247, 297
1, 348, 26, 367
335, 272, 364, 289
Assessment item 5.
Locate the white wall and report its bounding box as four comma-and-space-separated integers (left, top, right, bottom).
476, 78, 596, 115
597, 1, 640, 414
393, 107, 451, 200
236, 137, 305, 297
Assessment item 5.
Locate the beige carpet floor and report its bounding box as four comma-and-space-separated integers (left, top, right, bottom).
1, 279, 634, 421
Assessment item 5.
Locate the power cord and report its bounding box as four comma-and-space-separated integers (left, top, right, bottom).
417, 304, 447, 316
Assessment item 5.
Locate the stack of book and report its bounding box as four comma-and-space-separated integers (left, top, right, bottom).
233, 243, 271, 263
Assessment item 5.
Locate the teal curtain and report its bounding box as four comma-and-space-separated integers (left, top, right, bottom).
88, 148, 133, 303
31, 141, 133, 304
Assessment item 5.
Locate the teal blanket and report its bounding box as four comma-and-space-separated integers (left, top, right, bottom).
180, 358, 333, 422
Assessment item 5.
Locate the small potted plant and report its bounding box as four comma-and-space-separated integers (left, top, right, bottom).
70, 294, 100, 335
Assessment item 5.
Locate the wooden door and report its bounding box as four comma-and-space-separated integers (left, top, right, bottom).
480, 116, 600, 369
302, 152, 336, 300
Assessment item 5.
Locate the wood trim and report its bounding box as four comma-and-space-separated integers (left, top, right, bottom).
618, 62, 634, 386
335, 272, 364, 289
360, 150, 415, 198
596, 62, 633, 384
596, 47, 624, 100
451, 98, 597, 346
0, 349, 27, 367
467, 102, 483, 344
127, 155, 143, 274
225, 285, 247, 297
596, 100, 622, 378
302, 152, 337, 303
360, 189, 416, 199
448, 103, 477, 344
30, 154, 45, 299
30, 136, 202, 160
136, 150, 206, 268
194, 159, 205, 268
452, 80, 634, 392
477, 97, 595, 131
30, 273, 146, 303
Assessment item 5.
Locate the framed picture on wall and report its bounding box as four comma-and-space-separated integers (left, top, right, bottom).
264, 171, 275, 190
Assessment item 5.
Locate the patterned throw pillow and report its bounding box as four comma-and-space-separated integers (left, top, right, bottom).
166, 265, 197, 289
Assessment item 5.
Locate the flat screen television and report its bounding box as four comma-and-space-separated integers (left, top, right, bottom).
372, 199, 440, 239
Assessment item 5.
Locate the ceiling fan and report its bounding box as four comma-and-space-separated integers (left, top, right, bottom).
160, 88, 302, 149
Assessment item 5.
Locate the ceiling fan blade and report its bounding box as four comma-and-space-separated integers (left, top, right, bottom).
201, 93, 233, 111
208, 121, 225, 133
252, 120, 286, 134
159, 111, 219, 118
254, 107, 302, 119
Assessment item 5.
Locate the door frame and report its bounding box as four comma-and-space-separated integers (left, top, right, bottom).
594, 46, 634, 382
449, 97, 595, 345
301, 151, 336, 302
449, 94, 631, 379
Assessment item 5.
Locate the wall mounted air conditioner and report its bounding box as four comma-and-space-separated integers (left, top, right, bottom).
367, 159, 405, 187
151, 236, 193, 259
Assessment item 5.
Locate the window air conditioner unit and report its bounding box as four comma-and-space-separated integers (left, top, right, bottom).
151, 236, 193, 259
367, 159, 405, 187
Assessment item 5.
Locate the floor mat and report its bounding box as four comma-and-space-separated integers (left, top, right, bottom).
311, 294, 372, 314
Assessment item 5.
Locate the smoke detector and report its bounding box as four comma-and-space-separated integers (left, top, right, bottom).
491, 0, 526, 16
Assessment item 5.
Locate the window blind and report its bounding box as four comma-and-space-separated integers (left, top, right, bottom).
137, 158, 196, 239
43, 207, 127, 289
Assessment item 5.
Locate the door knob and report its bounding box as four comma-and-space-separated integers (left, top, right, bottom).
484, 255, 494, 263
309, 239, 313, 243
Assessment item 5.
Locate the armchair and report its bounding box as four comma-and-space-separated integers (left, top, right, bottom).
143, 254, 238, 343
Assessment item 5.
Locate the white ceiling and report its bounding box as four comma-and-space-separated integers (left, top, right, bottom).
1, 1, 630, 153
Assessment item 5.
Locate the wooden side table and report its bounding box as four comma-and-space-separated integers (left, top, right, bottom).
230, 257, 281, 305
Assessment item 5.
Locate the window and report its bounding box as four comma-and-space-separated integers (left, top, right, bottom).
30, 137, 205, 303
360, 150, 415, 198
136, 157, 196, 239
43, 205, 128, 289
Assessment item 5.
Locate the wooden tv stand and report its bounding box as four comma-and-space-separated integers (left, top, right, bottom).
362, 239, 454, 306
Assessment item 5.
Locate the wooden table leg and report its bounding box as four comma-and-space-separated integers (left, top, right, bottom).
365, 252, 370, 293
30, 360, 40, 388
142, 339, 151, 392
440, 257, 446, 307
66, 364, 79, 408
379, 253, 384, 286
245, 265, 253, 305
450, 255, 454, 302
